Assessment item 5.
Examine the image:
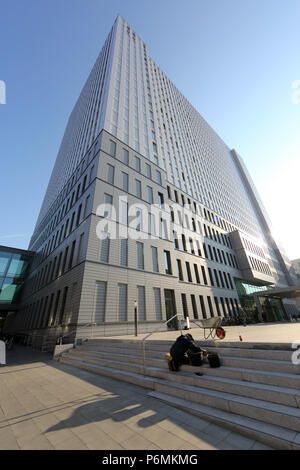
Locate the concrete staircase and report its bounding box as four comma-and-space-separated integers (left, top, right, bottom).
58, 337, 300, 450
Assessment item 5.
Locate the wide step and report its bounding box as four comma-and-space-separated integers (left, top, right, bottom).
59, 338, 300, 450
149, 391, 300, 450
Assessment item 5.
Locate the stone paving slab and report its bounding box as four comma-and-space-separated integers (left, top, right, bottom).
0, 345, 273, 451
102, 322, 300, 346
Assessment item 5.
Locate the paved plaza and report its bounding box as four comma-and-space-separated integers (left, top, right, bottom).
114, 321, 300, 345
0, 342, 273, 451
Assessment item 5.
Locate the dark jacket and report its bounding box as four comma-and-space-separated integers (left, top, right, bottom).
170, 334, 201, 362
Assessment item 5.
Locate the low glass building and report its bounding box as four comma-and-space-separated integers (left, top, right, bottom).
0, 246, 34, 335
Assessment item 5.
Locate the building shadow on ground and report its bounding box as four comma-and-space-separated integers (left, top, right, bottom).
44, 358, 229, 449
0, 344, 252, 449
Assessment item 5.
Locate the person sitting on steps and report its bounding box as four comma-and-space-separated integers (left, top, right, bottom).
167, 333, 207, 372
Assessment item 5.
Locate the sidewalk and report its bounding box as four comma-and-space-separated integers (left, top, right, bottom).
0, 345, 270, 450
105, 322, 300, 346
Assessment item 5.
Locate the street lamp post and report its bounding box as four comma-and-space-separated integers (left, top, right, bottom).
134, 300, 138, 336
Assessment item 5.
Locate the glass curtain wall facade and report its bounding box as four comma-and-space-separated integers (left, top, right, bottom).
0, 246, 33, 335
0, 247, 33, 305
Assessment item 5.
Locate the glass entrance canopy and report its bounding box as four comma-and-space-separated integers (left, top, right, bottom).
0, 246, 33, 306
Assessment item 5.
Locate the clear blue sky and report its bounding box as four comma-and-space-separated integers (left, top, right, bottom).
0, 0, 299, 259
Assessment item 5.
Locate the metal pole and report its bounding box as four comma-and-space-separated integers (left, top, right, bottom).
134, 300, 138, 336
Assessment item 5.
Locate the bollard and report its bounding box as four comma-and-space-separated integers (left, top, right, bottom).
0, 340, 6, 365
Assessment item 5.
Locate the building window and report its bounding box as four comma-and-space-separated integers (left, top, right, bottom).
137, 286, 146, 321
76, 204, 82, 227
207, 296, 214, 317
219, 271, 225, 288
135, 156, 141, 172
59, 286, 68, 325
94, 281, 107, 322
77, 232, 85, 264
148, 186, 153, 204
199, 295, 207, 319
164, 250, 172, 275
146, 163, 152, 179
196, 240, 202, 257
214, 297, 221, 316
158, 192, 164, 207
118, 284, 128, 321
191, 295, 198, 319
182, 234, 187, 252
120, 238, 128, 267
208, 268, 214, 286
107, 164, 115, 184
100, 233, 110, 263
201, 266, 208, 285
68, 240, 76, 270
84, 195, 90, 218
151, 246, 159, 272
149, 213, 156, 236
181, 293, 188, 318
173, 231, 179, 249
212, 270, 219, 288
51, 290, 61, 326
117, 197, 126, 226
104, 194, 113, 218
154, 288, 162, 320
56, 252, 62, 278
137, 242, 144, 269
109, 140, 116, 157
160, 218, 167, 239
156, 170, 162, 185
220, 297, 227, 316
136, 209, 142, 232
186, 262, 192, 282
136, 179, 142, 198
123, 149, 129, 165
194, 264, 200, 284
62, 246, 69, 274
177, 259, 183, 281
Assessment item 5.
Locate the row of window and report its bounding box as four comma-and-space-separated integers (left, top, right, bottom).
203, 208, 236, 234
182, 294, 240, 320
32, 147, 96, 250
99, 237, 235, 291
26, 233, 85, 297
94, 281, 239, 323
177, 259, 235, 290
203, 223, 232, 249
37, 175, 92, 262
22, 284, 72, 331
203, 243, 238, 269
94, 282, 161, 322
39, 194, 90, 262
243, 237, 265, 259
21, 279, 240, 332
108, 137, 237, 249
102, 191, 238, 270
249, 256, 272, 276
108, 139, 162, 185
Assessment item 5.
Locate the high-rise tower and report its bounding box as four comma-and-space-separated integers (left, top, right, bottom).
8, 16, 298, 347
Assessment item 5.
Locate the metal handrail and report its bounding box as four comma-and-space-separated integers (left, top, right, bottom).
57, 322, 97, 345
141, 313, 185, 375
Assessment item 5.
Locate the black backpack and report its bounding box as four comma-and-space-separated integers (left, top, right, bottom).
187, 350, 204, 366
207, 352, 221, 368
